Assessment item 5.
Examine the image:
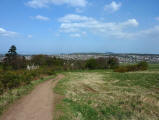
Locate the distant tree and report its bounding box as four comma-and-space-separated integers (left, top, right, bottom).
85, 58, 97, 69
7, 45, 17, 56
31, 55, 47, 66
3, 45, 26, 70
107, 57, 119, 69
96, 58, 108, 69
31, 55, 64, 67
137, 61, 148, 70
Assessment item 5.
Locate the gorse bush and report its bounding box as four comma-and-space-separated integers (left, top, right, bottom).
114, 61, 148, 73
0, 71, 31, 94
0, 68, 56, 95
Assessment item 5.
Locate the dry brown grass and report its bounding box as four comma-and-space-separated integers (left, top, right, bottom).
54, 71, 159, 120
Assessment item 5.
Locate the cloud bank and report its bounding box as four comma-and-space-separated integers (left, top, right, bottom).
27, 0, 88, 8
58, 14, 139, 38
58, 14, 159, 40
0, 28, 17, 37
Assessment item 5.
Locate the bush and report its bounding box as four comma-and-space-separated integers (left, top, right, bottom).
0, 72, 20, 89
31, 55, 64, 67
85, 59, 97, 69
107, 57, 119, 69
0, 81, 4, 95
114, 61, 148, 73
114, 66, 128, 73
44, 68, 56, 75
137, 61, 148, 70
96, 58, 108, 69
0, 70, 33, 94
20, 72, 32, 85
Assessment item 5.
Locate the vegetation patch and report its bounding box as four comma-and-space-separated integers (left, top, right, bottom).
111, 72, 159, 89
0, 75, 56, 115
54, 71, 159, 120
114, 61, 148, 73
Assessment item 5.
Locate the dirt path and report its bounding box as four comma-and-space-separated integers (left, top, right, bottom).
0, 74, 64, 120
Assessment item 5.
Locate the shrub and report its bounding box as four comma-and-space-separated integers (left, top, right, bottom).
44, 68, 56, 75
0, 70, 33, 94
114, 66, 128, 73
107, 57, 119, 69
31, 55, 64, 67
85, 59, 97, 69
20, 72, 32, 85
0, 72, 20, 89
137, 61, 148, 70
0, 81, 4, 95
114, 61, 148, 73
96, 58, 108, 69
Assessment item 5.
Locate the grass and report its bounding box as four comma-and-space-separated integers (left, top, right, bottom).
111, 72, 159, 89
54, 69, 159, 120
0, 75, 56, 115
148, 64, 159, 71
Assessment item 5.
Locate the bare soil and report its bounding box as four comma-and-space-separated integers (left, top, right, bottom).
0, 74, 64, 120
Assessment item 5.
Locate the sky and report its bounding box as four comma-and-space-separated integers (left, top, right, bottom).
0, 0, 159, 54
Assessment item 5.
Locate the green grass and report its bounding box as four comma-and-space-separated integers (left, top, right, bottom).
148, 64, 159, 71
111, 72, 159, 89
0, 75, 56, 115
54, 70, 159, 120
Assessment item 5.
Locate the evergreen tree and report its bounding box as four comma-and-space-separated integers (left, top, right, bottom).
3, 45, 18, 69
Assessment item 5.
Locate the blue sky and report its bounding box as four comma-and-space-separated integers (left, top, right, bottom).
0, 0, 159, 54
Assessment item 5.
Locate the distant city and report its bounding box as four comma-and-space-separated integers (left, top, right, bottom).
1, 53, 159, 64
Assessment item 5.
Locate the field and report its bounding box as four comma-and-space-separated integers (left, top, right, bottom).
54, 66, 159, 120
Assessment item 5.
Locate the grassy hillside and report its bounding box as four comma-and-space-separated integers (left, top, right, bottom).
54, 70, 159, 120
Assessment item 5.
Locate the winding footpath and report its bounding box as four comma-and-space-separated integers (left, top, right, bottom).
0, 74, 64, 120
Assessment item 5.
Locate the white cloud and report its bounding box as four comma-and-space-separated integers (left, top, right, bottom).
58, 14, 139, 39
59, 14, 159, 40
120, 19, 139, 28
156, 17, 159, 21
0, 27, 17, 37
75, 8, 84, 13
58, 14, 159, 40
59, 14, 94, 23
132, 25, 159, 39
70, 33, 81, 37
27, 0, 87, 8
104, 1, 122, 12
27, 34, 33, 38
34, 15, 50, 21
82, 31, 86, 35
